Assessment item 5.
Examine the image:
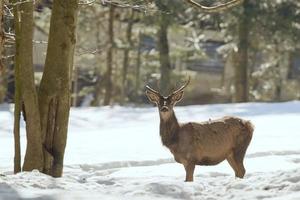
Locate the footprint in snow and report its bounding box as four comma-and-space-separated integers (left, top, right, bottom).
289, 183, 300, 192
284, 176, 300, 183
97, 180, 115, 186
291, 158, 300, 164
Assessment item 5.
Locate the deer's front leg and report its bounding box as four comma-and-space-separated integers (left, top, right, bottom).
184, 163, 195, 182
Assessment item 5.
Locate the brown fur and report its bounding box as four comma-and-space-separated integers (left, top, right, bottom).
145, 81, 254, 182
160, 111, 253, 181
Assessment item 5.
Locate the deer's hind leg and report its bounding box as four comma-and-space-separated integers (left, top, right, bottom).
228, 130, 252, 178
226, 151, 245, 178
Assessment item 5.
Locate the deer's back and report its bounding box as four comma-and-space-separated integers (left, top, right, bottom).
175, 116, 253, 165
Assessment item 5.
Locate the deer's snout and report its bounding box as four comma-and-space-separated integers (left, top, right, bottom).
160, 106, 169, 112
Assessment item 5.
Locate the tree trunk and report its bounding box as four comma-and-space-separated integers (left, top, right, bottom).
0, 1, 6, 103
135, 31, 141, 100
12, 1, 44, 172
92, 19, 103, 106
103, 5, 115, 106
158, 13, 171, 96
72, 66, 78, 106
234, 0, 250, 102
38, 0, 79, 177
121, 10, 134, 104
13, 6, 21, 172
13, 62, 21, 173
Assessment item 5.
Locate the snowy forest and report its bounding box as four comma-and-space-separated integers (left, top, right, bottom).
0, 0, 300, 199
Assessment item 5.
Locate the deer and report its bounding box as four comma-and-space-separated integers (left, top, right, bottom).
145, 78, 254, 182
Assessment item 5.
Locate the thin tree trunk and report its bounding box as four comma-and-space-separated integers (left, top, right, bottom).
12, 1, 44, 172
13, 10, 21, 172
0, 1, 6, 103
93, 19, 103, 106
103, 5, 115, 105
135, 31, 141, 100
274, 41, 282, 101
121, 9, 134, 104
13, 70, 21, 173
158, 13, 171, 96
38, 0, 79, 177
234, 0, 250, 102
72, 66, 78, 106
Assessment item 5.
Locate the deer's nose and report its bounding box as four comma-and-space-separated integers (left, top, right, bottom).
160, 106, 169, 112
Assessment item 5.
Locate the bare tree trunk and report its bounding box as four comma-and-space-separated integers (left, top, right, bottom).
135, 31, 141, 100
274, 41, 282, 101
13, 10, 21, 172
103, 5, 115, 105
12, 1, 44, 172
234, 0, 250, 102
158, 13, 171, 96
121, 9, 134, 104
72, 66, 78, 106
13, 66, 21, 173
0, 1, 6, 103
38, 0, 79, 177
93, 18, 104, 106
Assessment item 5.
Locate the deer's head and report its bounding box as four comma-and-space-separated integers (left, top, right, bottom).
145, 78, 190, 120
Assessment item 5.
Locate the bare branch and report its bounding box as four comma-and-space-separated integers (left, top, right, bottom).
4, 4, 14, 17
6, 0, 34, 6
76, 48, 102, 56
32, 40, 48, 44
184, 0, 244, 13
2, 54, 15, 59
79, 0, 96, 6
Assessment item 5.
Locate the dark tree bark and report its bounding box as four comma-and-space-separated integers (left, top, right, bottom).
12, 1, 44, 172
234, 0, 250, 102
38, 0, 79, 177
135, 31, 141, 100
103, 5, 115, 105
92, 17, 104, 106
158, 13, 171, 96
121, 9, 134, 104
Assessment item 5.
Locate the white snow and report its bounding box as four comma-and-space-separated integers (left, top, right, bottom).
1, 101, 300, 200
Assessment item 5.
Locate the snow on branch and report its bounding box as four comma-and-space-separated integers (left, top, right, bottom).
184, 0, 244, 13
6, 0, 34, 7
79, 0, 154, 12
79, 0, 96, 5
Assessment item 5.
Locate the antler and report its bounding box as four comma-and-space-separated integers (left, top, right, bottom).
145, 85, 160, 95
172, 76, 191, 95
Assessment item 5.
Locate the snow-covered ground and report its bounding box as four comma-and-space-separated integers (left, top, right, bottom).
1, 101, 300, 200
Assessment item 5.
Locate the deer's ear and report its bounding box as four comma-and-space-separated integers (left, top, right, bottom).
171, 91, 184, 103
146, 90, 160, 104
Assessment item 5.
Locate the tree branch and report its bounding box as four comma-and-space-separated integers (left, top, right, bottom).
184, 0, 244, 13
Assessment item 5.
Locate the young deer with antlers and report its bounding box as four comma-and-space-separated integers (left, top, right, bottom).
145, 78, 253, 182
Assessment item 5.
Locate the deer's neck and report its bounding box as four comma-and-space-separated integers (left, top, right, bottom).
159, 111, 180, 147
